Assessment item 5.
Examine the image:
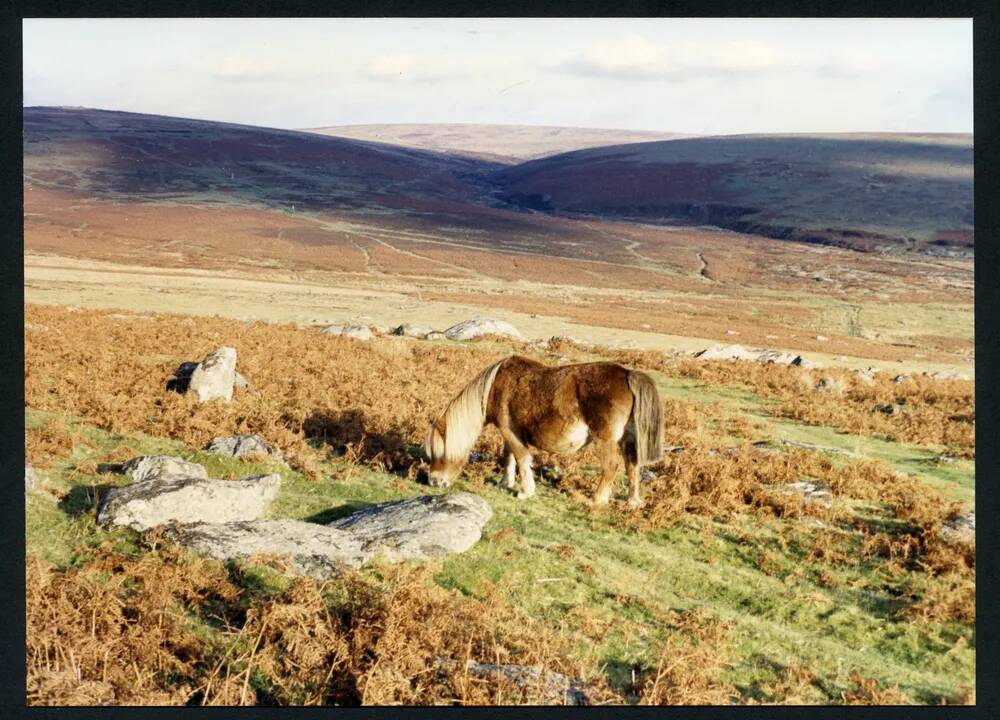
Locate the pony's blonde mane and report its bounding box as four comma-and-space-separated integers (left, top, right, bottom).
426, 358, 506, 463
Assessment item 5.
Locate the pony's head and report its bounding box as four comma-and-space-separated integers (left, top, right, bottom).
424, 416, 465, 487
423, 358, 506, 487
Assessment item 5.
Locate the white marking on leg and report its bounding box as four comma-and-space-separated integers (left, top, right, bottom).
503, 452, 517, 490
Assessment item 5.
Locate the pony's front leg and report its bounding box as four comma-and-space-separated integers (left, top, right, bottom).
500, 430, 535, 499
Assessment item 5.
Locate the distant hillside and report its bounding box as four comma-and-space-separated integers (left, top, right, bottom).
302, 123, 691, 164
23, 107, 494, 213
493, 133, 974, 256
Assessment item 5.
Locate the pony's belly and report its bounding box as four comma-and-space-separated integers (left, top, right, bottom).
549, 420, 590, 453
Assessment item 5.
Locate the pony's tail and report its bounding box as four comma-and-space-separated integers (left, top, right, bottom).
627, 370, 663, 466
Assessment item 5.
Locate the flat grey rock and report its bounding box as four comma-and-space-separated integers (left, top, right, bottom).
170, 520, 365, 578
121, 455, 209, 484
443, 318, 521, 341
97, 473, 280, 531
189, 347, 237, 402
205, 435, 283, 460
171, 492, 492, 578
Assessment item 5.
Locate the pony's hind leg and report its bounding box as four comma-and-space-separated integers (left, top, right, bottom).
592, 438, 622, 506
620, 436, 641, 508
500, 429, 535, 499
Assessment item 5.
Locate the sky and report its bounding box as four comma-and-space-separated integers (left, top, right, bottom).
22, 18, 973, 135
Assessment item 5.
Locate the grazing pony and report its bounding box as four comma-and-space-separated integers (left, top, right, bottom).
425, 355, 663, 507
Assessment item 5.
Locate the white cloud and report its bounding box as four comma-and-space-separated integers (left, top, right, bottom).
554, 34, 787, 80
213, 52, 334, 83
363, 52, 465, 82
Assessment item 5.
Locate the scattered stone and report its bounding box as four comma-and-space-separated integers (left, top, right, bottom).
24, 322, 49, 332
929, 370, 972, 381
371, 325, 391, 336
321, 324, 374, 341
234, 371, 250, 390
392, 323, 434, 339
872, 403, 903, 416
434, 658, 590, 705
25, 463, 37, 493
424, 331, 448, 341
121, 455, 209, 484
443, 318, 522, 341
815, 335, 829, 341
97, 473, 281, 531
798, 358, 818, 369
725, 329, 738, 335
640, 323, 652, 329
941, 512, 975, 542
171, 492, 492, 578
814, 377, 844, 394
775, 481, 833, 506
189, 347, 238, 402
893, 374, 910, 384
206, 435, 283, 461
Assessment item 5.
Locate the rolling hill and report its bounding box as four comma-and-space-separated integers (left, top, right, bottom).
492, 134, 974, 256
301, 123, 692, 164
23, 107, 495, 213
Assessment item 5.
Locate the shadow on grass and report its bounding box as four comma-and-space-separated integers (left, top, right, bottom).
57, 483, 114, 517
303, 407, 423, 476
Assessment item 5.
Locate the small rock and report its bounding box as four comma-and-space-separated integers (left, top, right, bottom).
24, 322, 49, 332
424, 331, 448, 341
189, 347, 237, 402
25, 463, 37, 493
443, 318, 522, 341
206, 435, 283, 461
725, 329, 738, 335
641, 323, 652, 330
435, 658, 590, 705
322, 324, 373, 341
775, 481, 833, 506
392, 323, 434, 339
941, 511, 975, 542
696, 344, 757, 361
893, 374, 910, 384
371, 325, 391, 335
798, 358, 818, 369
121, 455, 209, 484
234, 371, 250, 390
97, 473, 281, 531
872, 403, 902, 416
815, 335, 828, 341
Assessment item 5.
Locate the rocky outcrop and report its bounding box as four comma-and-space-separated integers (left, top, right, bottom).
97, 473, 280, 531
443, 318, 522, 341
171, 492, 493, 578
696, 344, 804, 366
205, 435, 283, 460
321, 324, 374, 341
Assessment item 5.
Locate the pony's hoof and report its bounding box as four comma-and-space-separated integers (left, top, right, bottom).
516, 490, 535, 500
591, 495, 611, 507
626, 497, 643, 509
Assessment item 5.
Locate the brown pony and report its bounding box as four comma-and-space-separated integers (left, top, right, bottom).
425, 355, 663, 507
